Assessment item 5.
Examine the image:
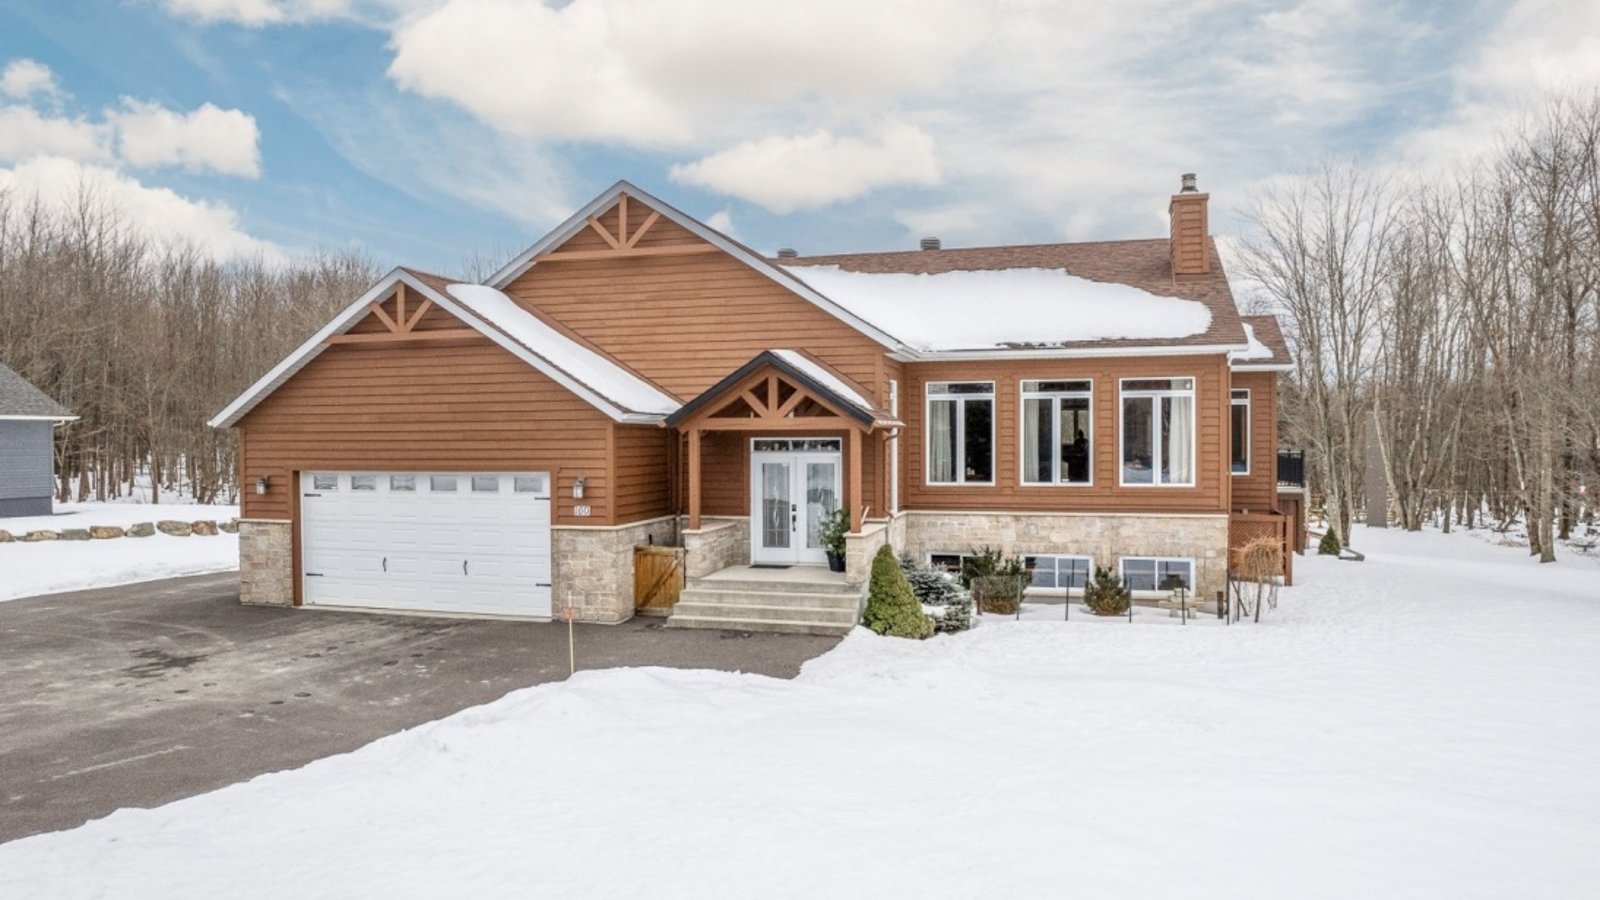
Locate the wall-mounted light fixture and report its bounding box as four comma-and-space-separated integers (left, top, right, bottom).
255, 476, 270, 495
572, 477, 586, 500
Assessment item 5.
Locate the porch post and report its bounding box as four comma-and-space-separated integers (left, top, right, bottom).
687, 427, 702, 531
848, 427, 863, 532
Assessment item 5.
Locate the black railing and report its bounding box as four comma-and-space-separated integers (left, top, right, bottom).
1277, 450, 1306, 487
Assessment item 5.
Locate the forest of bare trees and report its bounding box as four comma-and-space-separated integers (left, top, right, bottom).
1242, 95, 1600, 562
0, 193, 378, 504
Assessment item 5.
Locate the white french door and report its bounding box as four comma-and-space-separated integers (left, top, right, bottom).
749, 438, 842, 566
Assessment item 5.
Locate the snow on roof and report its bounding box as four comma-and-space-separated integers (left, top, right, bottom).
445, 284, 679, 417
782, 265, 1213, 353
770, 349, 874, 414
1231, 323, 1274, 361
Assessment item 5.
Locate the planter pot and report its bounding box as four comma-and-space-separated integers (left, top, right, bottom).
825, 550, 846, 573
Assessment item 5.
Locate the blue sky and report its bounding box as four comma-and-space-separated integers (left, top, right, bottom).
1, 1, 1594, 277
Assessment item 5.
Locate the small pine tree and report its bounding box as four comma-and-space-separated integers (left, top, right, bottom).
863, 544, 934, 639
938, 589, 974, 633
1083, 565, 1132, 616
1318, 530, 1342, 556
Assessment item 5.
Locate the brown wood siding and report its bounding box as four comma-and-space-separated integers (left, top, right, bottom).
503, 203, 890, 405
1229, 370, 1279, 513
612, 424, 672, 523
237, 334, 615, 527
901, 354, 1231, 514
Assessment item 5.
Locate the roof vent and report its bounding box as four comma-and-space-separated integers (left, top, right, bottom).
776, 248, 798, 259
1180, 173, 1198, 193
920, 236, 941, 251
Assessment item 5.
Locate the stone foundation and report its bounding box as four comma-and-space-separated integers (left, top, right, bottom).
679, 516, 749, 578
239, 519, 293, 607
843, 516, 906, 585
552, 515, 678, 624
898, 510, 1230, 602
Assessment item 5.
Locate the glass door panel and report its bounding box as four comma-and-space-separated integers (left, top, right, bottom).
761, 461, 792, 550
804, 461, 839, 550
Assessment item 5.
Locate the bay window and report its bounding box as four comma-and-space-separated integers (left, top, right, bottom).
927, 381, 994, 484
1120, 378, 1196, 486
1230, 389, 1250, 475
1021, 380, 1093, 484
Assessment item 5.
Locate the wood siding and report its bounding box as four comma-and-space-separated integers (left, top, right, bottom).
1229, 370, 1279, 513
612, 424, 673, 523
900, 355, 1232, 514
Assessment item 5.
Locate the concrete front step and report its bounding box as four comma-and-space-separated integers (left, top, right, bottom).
688, 578, 861, 597
666, 614, 855, 637
678, 586, 862, 609
671, 600, 858, 626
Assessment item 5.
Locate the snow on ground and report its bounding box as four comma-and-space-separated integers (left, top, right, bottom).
0, 502, 238, 602
2, 526, 1597, 898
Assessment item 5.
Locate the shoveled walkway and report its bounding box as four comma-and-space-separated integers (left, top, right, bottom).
0, 573, 841, 843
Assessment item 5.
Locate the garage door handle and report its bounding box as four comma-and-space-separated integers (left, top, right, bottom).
463, 560, 469, 575
382, 556, 387, 573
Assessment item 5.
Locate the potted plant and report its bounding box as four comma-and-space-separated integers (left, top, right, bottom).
820, 507, 850, 572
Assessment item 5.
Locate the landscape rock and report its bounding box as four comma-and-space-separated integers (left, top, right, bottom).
127, 522, 156, 538
21, 530, 59, 542
156, 520, 193, 537
191, 520, 219, 536
0, 530, 13, 543
219, 519, 239, 534
59, 528, 92, 541
89, 525, 126, 539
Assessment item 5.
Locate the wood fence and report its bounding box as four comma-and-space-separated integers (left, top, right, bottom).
1229, 511, 1294, 586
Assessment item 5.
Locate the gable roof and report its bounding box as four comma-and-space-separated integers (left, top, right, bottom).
775, 239, 1249, 358
208, 268, 679, 430
1231, 314, 1293, 371
664, 349, 895, 429
486, 180, 907, 351
0, 361, 75, 421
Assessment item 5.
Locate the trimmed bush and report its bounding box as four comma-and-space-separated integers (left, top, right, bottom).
863, 545, 934, 639
1083, 566, 1132, 616
1317, 530, 1342, 556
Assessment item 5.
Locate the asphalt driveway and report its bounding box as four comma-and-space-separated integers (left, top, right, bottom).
0, 574, 841, 843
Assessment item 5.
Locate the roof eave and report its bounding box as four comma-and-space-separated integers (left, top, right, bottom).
893, 342, 1250, 362
0, 413, 78, 423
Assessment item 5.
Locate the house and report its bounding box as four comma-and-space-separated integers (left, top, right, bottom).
0, 361, 76, 518
210, 175, 1295, 631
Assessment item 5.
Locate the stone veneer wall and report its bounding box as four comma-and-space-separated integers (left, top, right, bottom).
899, 511, 1230, 602
680, 516, 749, 578
552, 515, 678, 623
239, 519, 293, 607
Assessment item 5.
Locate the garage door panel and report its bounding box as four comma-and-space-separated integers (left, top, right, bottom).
300, 471, 552, 617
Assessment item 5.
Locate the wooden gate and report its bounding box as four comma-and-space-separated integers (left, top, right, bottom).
633, 545, 685, 615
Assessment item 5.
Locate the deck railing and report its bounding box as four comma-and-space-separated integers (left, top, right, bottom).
1277, 449, 1306, 488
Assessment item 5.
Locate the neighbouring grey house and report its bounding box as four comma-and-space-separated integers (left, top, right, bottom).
0, 361, 76, 518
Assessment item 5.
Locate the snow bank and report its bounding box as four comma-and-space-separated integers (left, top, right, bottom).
0, 502, 238, 602
2, 526, 1597, 897
787, 265, 1214, 351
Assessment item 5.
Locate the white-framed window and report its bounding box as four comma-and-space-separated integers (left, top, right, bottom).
1024, 554, 1093, 593
311, 473, 338, 491
390, 474, 416, 492
1120, 378, 1196, 486
751, 438, 843, 452
926, 381, 995, 485
929, 552, 977, 574
1021, 379, 1093, 485
429, 475, 458, 492
1230, 388, 1250, 475
471, 475, 499, 493
1120, 557, 1195, 593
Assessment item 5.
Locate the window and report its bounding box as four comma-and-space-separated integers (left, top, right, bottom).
311, 474, 338, 491
390, 474, 416, 492
471, 475, 499, 493
1120, 378, 1196, 486
1121, 557, 1194, 593
927, 381, 994, 484
513, 475, 547, 494
1021, 380, 1093, 484
752, 438, 842, 452
929, 552, 977, 574
351, 474, 377, 491
1025, 555, 1093, 592
429, 475, 458, 492
1231, 389, 1250, 475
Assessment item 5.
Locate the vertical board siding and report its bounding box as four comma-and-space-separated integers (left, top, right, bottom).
1229, 370, 1280, 513
0, 419, 54, 502
237, 337, 614, 526
900, 354, 1231, 514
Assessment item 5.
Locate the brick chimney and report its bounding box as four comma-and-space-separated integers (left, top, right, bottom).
1168, 173, 1210, 279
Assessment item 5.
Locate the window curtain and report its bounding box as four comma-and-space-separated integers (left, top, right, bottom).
929, 399, 956, 482
1167, 395, 1194, 485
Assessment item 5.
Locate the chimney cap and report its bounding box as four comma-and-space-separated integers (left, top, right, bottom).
776, 248, 798, 259
920, 236, 941, 251
1180, 173, 1198, 193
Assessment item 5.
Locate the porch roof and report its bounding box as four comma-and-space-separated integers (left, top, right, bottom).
663, 349, 894, 429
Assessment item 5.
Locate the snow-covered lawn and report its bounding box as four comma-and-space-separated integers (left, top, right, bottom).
0, 502, 238, 602
2, 526, 1597, 898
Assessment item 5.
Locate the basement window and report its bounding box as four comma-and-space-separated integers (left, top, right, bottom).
1121, 557, 1194, 593
1024, 554, 1093, 592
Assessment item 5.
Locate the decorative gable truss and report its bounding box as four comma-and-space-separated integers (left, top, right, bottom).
327, 282, 477, 345
539, 193, 721, 264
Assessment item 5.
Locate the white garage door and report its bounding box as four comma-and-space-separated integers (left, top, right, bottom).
300, 471, 552, 617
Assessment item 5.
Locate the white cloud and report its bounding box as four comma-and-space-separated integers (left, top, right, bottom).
0, 156, 281, 261
387, 0, 991, 145
159, 0, 356, 26
108, 99, 262, 177
671, 123, 940, 213
0, 106, 109, 164
1, 59, 60, 100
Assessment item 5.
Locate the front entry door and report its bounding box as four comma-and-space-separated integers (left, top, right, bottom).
750, 439, 842, 565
